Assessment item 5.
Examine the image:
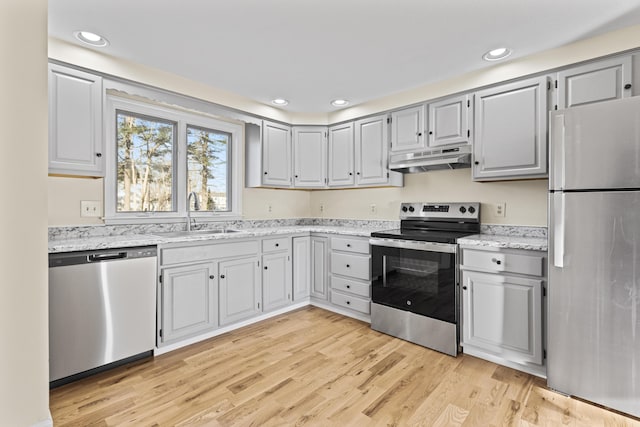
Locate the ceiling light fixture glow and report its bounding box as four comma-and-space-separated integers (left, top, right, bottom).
483, 47, 512, 62
271, 98, 289, 106
331, 99, 349, 107
74, 30, 109, 47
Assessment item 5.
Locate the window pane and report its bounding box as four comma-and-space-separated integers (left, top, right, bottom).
116, 111, 175, 212
187, 125, 230, 212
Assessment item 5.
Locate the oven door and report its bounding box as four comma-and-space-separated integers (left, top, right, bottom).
370, 238, 458, 324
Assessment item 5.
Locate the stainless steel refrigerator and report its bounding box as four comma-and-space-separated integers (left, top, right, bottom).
548, 96, 640, 417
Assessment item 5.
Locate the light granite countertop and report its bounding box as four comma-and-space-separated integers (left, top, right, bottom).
457, 234, 548, 252
48, 225, 385, 253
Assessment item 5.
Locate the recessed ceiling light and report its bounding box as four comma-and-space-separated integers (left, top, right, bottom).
271, 98, 289, 106
483, 47, 512, 62
331, 99, 349, 107
73, 30, 109, 47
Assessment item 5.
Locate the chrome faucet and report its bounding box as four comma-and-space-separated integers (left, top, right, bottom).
186, 191, 201, 231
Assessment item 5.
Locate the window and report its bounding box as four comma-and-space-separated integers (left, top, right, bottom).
105, 95, 242, 223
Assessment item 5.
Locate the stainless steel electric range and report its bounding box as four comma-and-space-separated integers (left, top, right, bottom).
369, 202, 480, 356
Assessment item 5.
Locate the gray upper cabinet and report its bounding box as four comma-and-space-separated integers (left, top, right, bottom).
354, 114, 391, 186
262, 120, 292, 187
327, 122, 355, 187
556, 56, 632, 110
473, 75, 549, 181
427, 94, 471, 148
292, 126, 327, 188
48, 63, 104, 176
390, 105, 425, 153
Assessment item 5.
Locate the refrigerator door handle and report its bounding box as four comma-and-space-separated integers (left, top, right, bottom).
551, 113, 566, 191
553, 193, 565, 268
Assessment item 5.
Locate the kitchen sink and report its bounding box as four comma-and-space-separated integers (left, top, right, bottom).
152, 229, 243, 238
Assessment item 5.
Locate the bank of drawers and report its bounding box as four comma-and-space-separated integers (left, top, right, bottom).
329, 236, 371, 315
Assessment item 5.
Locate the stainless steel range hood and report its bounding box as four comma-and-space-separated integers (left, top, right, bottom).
389, 145, 472, 173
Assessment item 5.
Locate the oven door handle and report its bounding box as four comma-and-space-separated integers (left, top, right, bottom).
369, 238, 456, 254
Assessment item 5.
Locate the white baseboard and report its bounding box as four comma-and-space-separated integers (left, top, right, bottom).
310, 299, 371, 323
32, 411, 53, 427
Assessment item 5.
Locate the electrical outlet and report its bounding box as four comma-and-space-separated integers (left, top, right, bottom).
370, 204, 377, 214
319, 203, 324, 213
267, 204, 272, 213
495, 202, 506, 217
80, 200, 102, 217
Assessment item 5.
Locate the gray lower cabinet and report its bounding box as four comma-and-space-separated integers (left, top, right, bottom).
261, 237, 292, 312
310, 236, 329, 300
160, 262, 217, 344
460, 246, 546, 372
219, 255, 261, 326
473, 75, 549, 181
292, 236, 311, 300
329, 236, 371, 316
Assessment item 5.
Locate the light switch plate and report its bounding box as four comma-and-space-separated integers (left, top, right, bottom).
81, 200, 102, 217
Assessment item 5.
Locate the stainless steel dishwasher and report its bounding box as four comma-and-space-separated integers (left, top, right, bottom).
49, 246, 157, 386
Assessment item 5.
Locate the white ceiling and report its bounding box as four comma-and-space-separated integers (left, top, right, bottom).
49, 0, 640, 113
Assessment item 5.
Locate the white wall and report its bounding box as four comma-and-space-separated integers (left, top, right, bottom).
311, 170, 548, 226
0, 1, 50, 426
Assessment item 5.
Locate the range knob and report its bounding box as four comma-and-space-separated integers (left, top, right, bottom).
401, 206, 408, 212
468, 206, 476, 214
459, 206, 467, 213
408, 206, 415, 212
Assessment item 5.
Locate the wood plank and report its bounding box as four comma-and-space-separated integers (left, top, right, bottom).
50, 306, 640, 427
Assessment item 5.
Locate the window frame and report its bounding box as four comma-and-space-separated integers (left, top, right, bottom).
104, 95, 243, 223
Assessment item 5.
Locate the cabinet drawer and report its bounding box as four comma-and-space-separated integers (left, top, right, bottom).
462, 249, 544, 276
331, 237, 370, 254
161, 240, 259, 266
331, 290, 370, 314
331, 276, 371, 298
262, 237, 290, 253
331, 252, 371, 280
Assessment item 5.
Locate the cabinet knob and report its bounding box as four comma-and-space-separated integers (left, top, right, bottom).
346, 244, 351, 247
346, 285, 351, 289
264, 266, 268, 270
462, 286, 468, 290
264, 171, 268, 175
474, 161, 479, 165
417, 132, 422, 137
295, 175, 298, 178
625, 83, 632, 90
429, 131, 433, 135
356, 172, 360, 175
349, 172, 353, 176
346, 264, 350, 268
491, 258, 502, 265
275, 243, 279, 247
220, 274, 225, 279
95, 153, 102, 158
209, 275, 215, 279
346, 301, 351, 305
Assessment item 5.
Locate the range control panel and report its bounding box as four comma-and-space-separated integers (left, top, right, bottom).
400, 202, 480, 221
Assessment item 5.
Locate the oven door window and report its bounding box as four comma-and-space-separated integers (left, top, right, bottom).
371, 245, 456, 323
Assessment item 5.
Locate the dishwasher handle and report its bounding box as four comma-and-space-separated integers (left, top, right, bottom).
87, 252, 127, 262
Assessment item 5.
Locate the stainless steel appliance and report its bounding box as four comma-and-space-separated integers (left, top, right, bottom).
49, 246, 157, 386
389, 145, 472, 173
370, 202, 480, 356
548, 96, 640, 417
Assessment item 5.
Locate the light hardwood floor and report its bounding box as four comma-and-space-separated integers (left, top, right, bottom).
50, 306, 640, 426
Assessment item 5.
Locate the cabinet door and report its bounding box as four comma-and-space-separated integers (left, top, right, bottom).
327, 123, 354, 187
293, 126, 327, 188
473, 75, 548, 181
310, 236, 329, 300
262, 251, 292, 312
262, 120, 292, 187
219, 256, 261, 325
160, 262, 217, 344
390, 105, 425, 153
557, 56, 632, 110
292, 236, 311, 300
461, 270, 543, 365
48, 63, 103, 176
427, 94, 471, 148
354, 115, 389, 186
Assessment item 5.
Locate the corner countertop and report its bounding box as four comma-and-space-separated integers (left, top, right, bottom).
48, 225, 383, 253
457, 234, 548, 252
